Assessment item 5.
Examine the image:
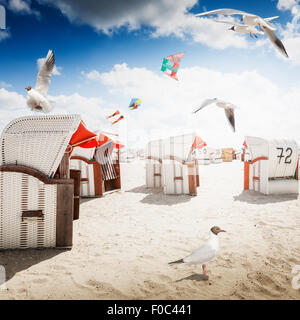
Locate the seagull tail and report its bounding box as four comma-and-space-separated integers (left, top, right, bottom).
168, 258, 184, 265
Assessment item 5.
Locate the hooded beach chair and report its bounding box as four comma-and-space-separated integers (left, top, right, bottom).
70, 131, 122, 197
243, 136, 299, 195
0, 114, 98, 250
146, 133, 204, 195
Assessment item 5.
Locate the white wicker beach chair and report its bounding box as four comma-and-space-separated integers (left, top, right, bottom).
146, 133, 200, 195
0, 115, 81, 250
70, 132, 121, 197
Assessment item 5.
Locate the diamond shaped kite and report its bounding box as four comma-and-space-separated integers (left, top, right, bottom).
161, 52, 184, 81
129, 98, 141, 110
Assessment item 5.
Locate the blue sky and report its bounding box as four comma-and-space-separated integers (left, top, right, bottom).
0, 0, 300, 148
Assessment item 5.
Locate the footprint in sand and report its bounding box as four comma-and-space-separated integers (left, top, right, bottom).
247, 271, 287, 297
52, 265, 66, 271
32, 278, 48, 284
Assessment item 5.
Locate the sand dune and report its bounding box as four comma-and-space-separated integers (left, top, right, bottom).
0, 161, 300, 299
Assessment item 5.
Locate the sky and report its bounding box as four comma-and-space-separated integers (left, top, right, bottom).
0, 0, 300, 149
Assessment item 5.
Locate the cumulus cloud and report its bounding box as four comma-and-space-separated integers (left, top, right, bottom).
274, 3, 300, 65
6, 0, 39, 16
0, 88, 122, 142
34, 0, 247, 50
81, 63, 300, 148
2, 63, 300, 149
0, 30, 9, 41
0, 81, 12, 88
277, 0, 299, 10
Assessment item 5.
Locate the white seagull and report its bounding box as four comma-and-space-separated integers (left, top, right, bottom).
169, 226, 226, 277
26, 50, 55, 113
195, 8, 288, 58
193, 98, 237, 132
213, 19, 264, 38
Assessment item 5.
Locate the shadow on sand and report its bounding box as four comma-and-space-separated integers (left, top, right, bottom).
0, 248, 69, 283
175, 273, 209, 282
126, 185, 193, 206
233, 190, 298, 204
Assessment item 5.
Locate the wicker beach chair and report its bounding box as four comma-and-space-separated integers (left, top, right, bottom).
70, 132, 121, 197
0, 115, 81, 250
146, 133, 202, 196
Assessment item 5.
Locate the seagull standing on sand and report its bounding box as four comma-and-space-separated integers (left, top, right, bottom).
169, 226, 226, 277
26, 50, 55, 113
193, 98, 237, 132
195, 9, 288, 58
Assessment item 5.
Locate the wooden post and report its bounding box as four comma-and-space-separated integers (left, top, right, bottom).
188, 162, 197, 196
114, 150, 121, 189
58, 152, 70, 179
56, 183, 74, 248
195, 159, 200, 187
244, 161, 250, 190
93, 162, 103, 196
70, 169, 81, 220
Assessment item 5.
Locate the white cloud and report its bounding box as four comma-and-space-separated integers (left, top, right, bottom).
0, 88, 30, 129
0, 81, 12, 88
35, 0, 247, 50
8, 0, 31, 13
0, 89, 121, 142
0, 29, 10, 41
277, 0, 299, 10
80, 63, 300, 148
2, 63, 300, 149
37, 57, 62, 75
274, 3, 300, 65
7, 0, 39, 16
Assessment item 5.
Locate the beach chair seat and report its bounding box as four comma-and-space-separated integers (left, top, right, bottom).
0, 115, 86, 250
244, 136, 299, 195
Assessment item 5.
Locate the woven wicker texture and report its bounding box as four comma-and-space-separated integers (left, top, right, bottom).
94, 142, 117, 180
70, 159, 96, 197
0, 171, 57, 249
0, 115, 81, 178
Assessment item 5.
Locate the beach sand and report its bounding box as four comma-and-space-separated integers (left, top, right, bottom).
0, 161, 300, 300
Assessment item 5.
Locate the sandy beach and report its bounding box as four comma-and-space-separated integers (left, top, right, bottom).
0, 160, 300, 300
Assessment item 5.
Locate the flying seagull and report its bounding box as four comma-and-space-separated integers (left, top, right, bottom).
195, 9, 288, 58
26, 50, 55, 113
213, 19, 264, 38
169, 226, 226, 278
193, 98, 237, 132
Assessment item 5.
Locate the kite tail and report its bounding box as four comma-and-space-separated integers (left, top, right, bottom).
107, 110, 120, 119
112, 115, 124, 125
168, 259, 184, 265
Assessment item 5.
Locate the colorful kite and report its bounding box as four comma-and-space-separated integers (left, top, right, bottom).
129, 98, 141, 110
112, 115, 124, 125
106, 110, 120, 119
161, 52, 184, 81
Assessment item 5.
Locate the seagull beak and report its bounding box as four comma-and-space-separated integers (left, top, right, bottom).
219, 230, 226, 233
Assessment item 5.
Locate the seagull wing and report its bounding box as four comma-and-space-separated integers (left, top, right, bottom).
213, 19, 245, 27
193, 98, 217, 114
262, 26, 288, 58
195, 8, 251, 17
224, 108, 235, 132
35, 50, 55, 97
264, 16, 279, 22
183, 242, 217, 264
256, 16, 276, 30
